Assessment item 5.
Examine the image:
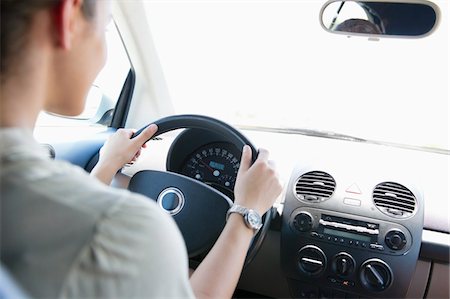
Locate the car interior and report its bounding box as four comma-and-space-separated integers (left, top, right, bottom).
5, 0, 449, 298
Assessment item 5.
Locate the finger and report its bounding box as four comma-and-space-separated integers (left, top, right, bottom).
267, 159, 277, 169
135, 124, 158, 145
256, 148, 269, 162
118, 128, 134, 138
238, 145, 252, 173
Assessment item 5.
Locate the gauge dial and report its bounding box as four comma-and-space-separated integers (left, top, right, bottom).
180, 142, 241, 199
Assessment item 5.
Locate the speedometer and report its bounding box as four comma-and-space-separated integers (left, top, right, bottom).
180, 142, 241, 199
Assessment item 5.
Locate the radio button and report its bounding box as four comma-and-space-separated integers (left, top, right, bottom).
294, 212, 313, 232
385, 230, 407, 250
370, 244, 384, 251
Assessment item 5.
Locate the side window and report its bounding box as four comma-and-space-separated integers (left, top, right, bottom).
34, 21, 131, 135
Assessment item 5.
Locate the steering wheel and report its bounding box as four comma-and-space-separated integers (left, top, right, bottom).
127, 114, 273, 267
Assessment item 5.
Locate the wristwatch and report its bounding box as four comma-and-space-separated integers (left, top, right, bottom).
226, 204, 263, 232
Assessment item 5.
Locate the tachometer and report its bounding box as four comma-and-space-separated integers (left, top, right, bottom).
180, 142, 241, 199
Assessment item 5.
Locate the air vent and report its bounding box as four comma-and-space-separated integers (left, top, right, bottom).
373, 182, 416, 218
294, 171, 336, 202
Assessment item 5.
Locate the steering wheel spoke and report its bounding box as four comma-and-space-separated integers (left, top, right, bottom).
129, 170, 232, 257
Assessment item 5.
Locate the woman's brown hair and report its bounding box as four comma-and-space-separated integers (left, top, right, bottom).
1, 0, 96, 80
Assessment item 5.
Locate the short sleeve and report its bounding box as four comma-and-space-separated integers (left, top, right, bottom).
60, 193, 195, 299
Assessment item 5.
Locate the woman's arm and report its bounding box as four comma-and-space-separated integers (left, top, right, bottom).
190, 146, 283, 299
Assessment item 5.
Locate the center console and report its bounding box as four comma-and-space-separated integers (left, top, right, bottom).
281, 167, 424, 298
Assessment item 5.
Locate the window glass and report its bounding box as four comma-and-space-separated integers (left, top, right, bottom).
34, 21, 130, 138
143, 0, 448, 152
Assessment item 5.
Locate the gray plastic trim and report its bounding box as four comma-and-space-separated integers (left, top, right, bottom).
420, 230, 450, 262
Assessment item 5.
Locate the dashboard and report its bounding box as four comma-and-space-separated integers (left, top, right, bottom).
114, 126, 449, 298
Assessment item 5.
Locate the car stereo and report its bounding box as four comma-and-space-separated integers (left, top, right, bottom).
292, 211, 410, 255
281, 168, 424, 298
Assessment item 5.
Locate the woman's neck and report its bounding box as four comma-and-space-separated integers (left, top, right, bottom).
1, 68, 47, 129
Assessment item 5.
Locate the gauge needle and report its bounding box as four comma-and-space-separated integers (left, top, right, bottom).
199, 159, 215, 173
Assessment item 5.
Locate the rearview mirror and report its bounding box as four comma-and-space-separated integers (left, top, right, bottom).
320, 1, 439, 38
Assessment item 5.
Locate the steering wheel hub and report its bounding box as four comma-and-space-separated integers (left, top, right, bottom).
157, 187, 185, 216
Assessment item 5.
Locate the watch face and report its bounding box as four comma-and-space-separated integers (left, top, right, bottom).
247, 210, 262, 229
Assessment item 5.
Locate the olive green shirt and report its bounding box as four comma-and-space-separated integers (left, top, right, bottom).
0, 128, 195, 298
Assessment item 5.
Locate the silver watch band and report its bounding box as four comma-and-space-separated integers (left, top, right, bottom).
226, 204, 263, 232
226, 204, 249, 221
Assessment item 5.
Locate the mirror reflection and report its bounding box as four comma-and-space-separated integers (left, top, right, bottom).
321, 1, 438, 37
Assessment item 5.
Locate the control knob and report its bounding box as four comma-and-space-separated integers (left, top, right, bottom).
332, 252, 355, 277
298, 245, 327, 276
360, 259, 393, 292
293, 212, 313, 232
385, 230, 407, 250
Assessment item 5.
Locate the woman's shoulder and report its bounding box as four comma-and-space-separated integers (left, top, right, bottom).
59, 176, 194, 298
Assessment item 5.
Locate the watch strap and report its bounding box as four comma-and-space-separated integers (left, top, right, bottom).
226, 204, 262, 231
226, 204, 249, 221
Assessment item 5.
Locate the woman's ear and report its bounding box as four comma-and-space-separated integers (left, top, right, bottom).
52, 0, 83, 50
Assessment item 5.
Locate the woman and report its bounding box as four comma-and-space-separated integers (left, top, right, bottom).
0, 0, 282, 298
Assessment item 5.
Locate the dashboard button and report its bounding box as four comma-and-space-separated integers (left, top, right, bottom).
385, 230, 407, 250
310, 232, 319, 238
343, 197, 361, 206
341, 280, 355, 287
370, 244, 384, 251
294, 212, 313, 232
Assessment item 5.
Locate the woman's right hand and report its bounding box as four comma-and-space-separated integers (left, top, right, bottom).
233, 145, 283, 215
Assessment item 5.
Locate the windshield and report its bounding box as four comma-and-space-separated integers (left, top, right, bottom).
143, 0, 449, 152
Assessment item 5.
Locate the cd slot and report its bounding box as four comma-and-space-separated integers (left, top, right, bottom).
319, 219, 379, 235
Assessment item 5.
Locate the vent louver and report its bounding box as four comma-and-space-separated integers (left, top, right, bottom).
373, 182, 416, 218
295, 171, 336, 202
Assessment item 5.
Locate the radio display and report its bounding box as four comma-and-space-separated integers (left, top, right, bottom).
323, 228, 372, 242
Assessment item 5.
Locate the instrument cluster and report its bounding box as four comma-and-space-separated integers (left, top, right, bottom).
166, 128, 242, 200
